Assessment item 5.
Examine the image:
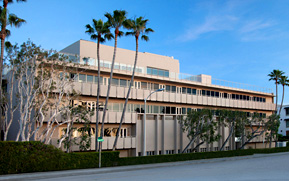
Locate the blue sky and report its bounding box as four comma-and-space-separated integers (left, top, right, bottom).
8, 0, 289, 104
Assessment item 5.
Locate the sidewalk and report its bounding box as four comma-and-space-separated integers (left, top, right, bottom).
1, 152, 288, 180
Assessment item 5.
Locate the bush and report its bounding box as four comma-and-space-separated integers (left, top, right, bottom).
0, 141, 119, 175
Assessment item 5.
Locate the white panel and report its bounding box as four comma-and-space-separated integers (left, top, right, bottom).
181, 94, 187, 104
117, 87, 125, 98
110, 86, 117, 97
82, 82, 91, 95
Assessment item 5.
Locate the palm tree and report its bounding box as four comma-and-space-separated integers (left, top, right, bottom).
0, 0, 26, 140
112, 17, 154, 150
85, 19, 112, 152
268, 69, 284, 112
100, 10, 127, 143
278, 75, 289, 115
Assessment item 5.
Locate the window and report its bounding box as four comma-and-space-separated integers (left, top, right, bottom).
285, 108, 289, 116
141, 82, 148, 89
87, 75, 93, 83
165, 85, 171, 92
171, 86, 176, 93
192, 89, 197, 95
111, 78, 119, 86
147, 67, 169, 77
94, 76, 103, 84
182, 87, 187, 94
224, 93, 228, 98
78, 74, 86, 82
187, 88, 191, 94
286, 120, 289, 128
119, 79, 127, 87
202, 90, 206, 96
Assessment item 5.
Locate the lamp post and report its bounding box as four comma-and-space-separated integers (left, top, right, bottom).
142, 88, 165, 156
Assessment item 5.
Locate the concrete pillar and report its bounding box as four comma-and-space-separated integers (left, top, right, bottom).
155, 115, 159, 155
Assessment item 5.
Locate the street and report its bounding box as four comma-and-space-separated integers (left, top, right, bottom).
1, 152, 289, 180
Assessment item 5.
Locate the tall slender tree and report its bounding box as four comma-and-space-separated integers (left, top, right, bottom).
0, 0, 26, 140
268, 69, 284, 112
112, 17, 154, 150
278, 75, 289, 115
100, 10, 127, 145
85, 19, 112, 151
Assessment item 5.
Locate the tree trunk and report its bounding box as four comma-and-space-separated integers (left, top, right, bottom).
279, 85, 285, 115
275, 79, 278, 112
192, 141, 205, 152
112, 36, 139, 151
95, 36, 101, 152
182, 136, 197, 153
100, 33, 118, 138
0, 37, 5, 141
220, 122, 234, 151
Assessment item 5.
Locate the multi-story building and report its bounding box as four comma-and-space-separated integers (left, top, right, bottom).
50, 40, 275, 157
278, 105, 289, 136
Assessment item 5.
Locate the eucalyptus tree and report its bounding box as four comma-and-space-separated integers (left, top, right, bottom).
0, 0, 26, 139
278, 75, 289, 115
85, 19, 112, 151
180, 109, 220, 153
112, 17, 154, 150
268, 69, 284, 112
100, 10, 127, 150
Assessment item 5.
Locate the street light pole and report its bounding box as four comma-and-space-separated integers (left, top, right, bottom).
142, 88, 165, 156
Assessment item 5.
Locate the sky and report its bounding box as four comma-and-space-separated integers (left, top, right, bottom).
7, 0, 289, 104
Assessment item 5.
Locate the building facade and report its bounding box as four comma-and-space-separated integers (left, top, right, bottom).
278, 105, 289, 136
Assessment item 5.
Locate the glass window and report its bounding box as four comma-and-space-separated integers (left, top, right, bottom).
171, 86, 176, 93
160, 106, 165, 114
152, 68, 158, 76
224, 93, 228, 98
79, 74, 86, 82
202, 90, 206, 96
120, 79, 127, 87
232, 94, 236, 99
262, 98, 266, 102
94, 76, 103, 84
285, 108, 289, 116
236, 94, 239, 100
182, 87, 187, 94
147, 67, 152, 74
164, 71, 169, 77
215, 92, 219, 97
166, 85, 171, 92
171, 107, 176, 114
182, 107, 186, 114
158, 69, 164, 76
187, 108, 192, 113
211, 91, 215, 97
153, 83, 159, 90
165, 107, 171, 114
286, 120, 289, 128
153, 106, 159, 113
113, 103, 119, 112
187, 88, 191, 94
111, 78, 119, 86
192, 89, 196, 95
206, 90, 210, 96
141, 82, 148, 89
87, 75, 93, 83
257, 97, 260, 102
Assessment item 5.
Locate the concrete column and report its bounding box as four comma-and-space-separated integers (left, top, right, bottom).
161, 115, 165, 154
155, 115, 159, 155
174, 115, 178, 154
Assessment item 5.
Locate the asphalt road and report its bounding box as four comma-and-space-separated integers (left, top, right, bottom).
2, 152, 289, 181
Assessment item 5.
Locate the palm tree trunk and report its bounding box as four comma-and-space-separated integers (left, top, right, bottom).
112, 37, 139, 151
275, 79, 278, 112
278, 85, 285, 115
95, 37, 101, 152
0, 37, 5, 141
100, 34, 118, 138
182, 136, 197, 153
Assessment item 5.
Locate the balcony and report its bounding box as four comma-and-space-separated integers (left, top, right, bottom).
71, 82, 275, 111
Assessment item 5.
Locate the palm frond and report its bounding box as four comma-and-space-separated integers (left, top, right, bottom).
141, 35, 149, 41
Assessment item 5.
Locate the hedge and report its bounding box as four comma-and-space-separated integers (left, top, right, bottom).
0, 141, 119, 175
1, 141, 289, 175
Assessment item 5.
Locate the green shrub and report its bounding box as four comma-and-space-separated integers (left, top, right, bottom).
0, 141, 119, 175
